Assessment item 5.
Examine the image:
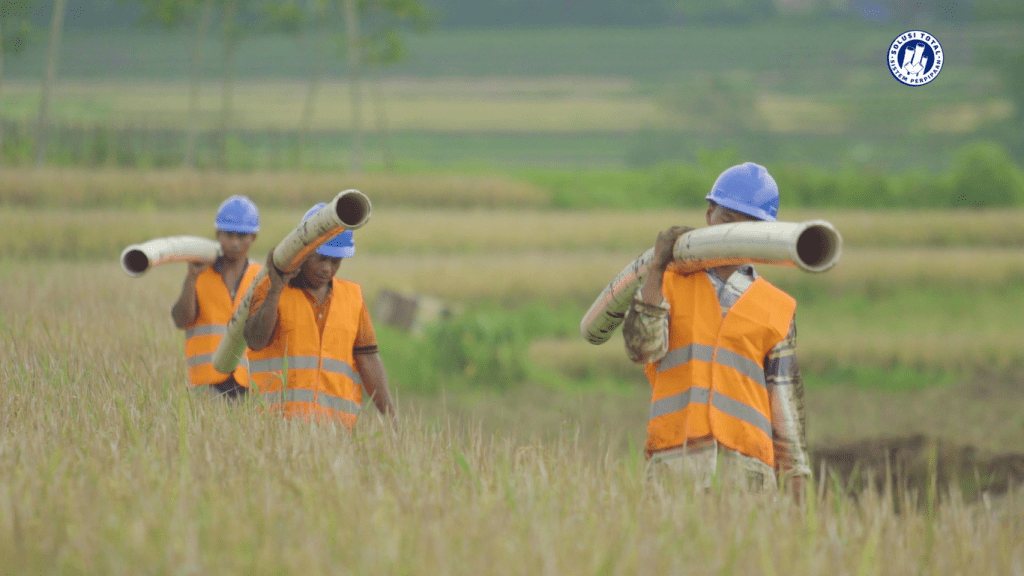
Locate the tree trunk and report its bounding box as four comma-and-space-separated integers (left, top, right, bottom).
370, 64, 394, 172
342, 0, 362, 173
218, 0, 238, 170
297, 1, 328, 169
184, 0, 214, 170
35, 0, 68, 168
0, 27, 6, 155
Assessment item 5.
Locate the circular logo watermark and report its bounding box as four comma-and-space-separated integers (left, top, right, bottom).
888, 30, 943, 86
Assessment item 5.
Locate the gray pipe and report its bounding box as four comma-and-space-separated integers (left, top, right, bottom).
579, 220, 842, 345
120, 236, 222, 278
211, 189, 373, 374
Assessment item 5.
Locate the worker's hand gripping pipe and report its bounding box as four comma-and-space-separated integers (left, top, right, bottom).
120, 236, 222, 277
579, 220, 843, 345
211, 189, 372, 374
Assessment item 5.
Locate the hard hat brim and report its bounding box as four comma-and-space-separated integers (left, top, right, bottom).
215, 223, 260, 233
316, 245, 355, 258
705, 193, 777, 222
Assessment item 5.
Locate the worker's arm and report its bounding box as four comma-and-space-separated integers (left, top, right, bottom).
766, 319, 812, 502
171, 261, 209, 329
638, 225, 693, 306
624, 225, 693, 364
355, 352, 396, 422
622, 290, 670, 365
244, 249, 298, 351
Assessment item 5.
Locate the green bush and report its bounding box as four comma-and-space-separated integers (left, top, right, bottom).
646, 164, 714, 209
376, 303, 583, 393
947, 141, 1024, 208
428, 310, 527, 387
376, 307, 529, 393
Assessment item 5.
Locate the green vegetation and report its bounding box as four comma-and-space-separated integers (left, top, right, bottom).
4, 141, 1024, 210
2, 23, 1014, 82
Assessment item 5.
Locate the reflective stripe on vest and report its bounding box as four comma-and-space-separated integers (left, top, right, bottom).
649, 386, 772, 438
186, 324, 226, 339
256, 388, 361, 415
187, 343, 251, 368
187, 353, 214, 368
249, 356, 363, 385
657, 343, 767, 388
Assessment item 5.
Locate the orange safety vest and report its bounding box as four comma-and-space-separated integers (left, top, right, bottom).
184, 261, 262, 387
644, 270, 796, 468
247, 278, 365, 429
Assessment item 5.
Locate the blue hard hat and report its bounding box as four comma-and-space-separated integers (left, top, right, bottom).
705, 162, 779, 222
215, 195, 260, 233
302, 203, 355, 258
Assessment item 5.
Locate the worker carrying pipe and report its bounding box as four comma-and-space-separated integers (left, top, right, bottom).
243, 203, 395, 428
169, 195, 264, 399
209, 189, 373, 377
609, 162, 841, 499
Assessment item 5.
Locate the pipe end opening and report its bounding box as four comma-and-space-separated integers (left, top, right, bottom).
122, 250, 150, 276
334, 190, 371, 228
796, 224, 841, 272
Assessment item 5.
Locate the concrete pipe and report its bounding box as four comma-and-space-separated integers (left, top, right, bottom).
579, 220, 842, 345
211, 189, 372, 374
120, 236, 221, 278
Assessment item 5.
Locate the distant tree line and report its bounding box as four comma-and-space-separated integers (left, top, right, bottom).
21, 0, 1024, 30
4, 0, 430, 170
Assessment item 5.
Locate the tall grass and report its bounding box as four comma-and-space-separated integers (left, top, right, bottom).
2, 262, 1022, 573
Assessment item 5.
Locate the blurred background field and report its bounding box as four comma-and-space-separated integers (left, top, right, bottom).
1, 21, 1022, 171
3, 0, 1024, 571
5, 203, 1024, 388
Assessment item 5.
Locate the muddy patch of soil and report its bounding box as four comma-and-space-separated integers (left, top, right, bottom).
812, 434, 1024, 505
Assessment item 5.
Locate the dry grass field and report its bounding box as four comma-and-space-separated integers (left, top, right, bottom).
0, 78, 1012, 135
2, 260, 1024, 574
0, 78, 672, 132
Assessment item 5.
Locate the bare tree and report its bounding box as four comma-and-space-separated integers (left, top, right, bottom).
342, 0, 363, 173
1, 0, 36, 155
34, 0, 66, 167
184, 0, 214, 169
288, 0, 430, 171
346, 0, 431, 172
295, 0, 330, 165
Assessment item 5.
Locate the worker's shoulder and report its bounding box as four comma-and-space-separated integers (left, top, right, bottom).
331, 276, 364, 291
753, 275, 794, 298
194, 265, 224, 290
751, 276, 797, 314
331, 278, 364, 301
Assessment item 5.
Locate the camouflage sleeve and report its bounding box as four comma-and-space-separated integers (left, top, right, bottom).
622, 287, 670, 365
765, 319, 812, 480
